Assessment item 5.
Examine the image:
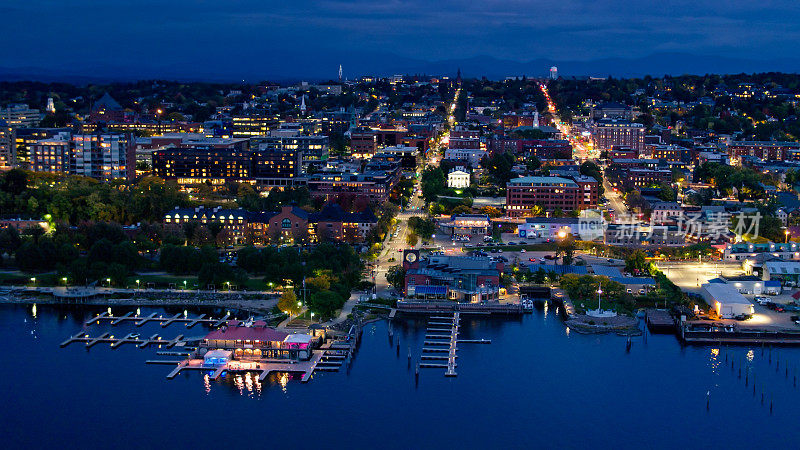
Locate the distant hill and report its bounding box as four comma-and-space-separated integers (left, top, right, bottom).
1, 52, 799, 83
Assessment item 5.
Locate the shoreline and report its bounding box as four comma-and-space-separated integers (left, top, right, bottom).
0, 294, 277, 316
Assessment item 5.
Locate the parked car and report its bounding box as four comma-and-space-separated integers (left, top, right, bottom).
754, 296, 769, 305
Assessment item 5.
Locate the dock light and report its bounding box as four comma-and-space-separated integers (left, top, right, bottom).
30, 277, 36, 285
62, 277, 67, 285
136, 280, 140, 289
183, 280, 187, 289
106, 278, 111, 286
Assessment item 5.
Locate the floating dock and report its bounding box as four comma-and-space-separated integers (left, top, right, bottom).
60, 332, 188, 349
84, 311, 233, 328
645, 309, 675, 333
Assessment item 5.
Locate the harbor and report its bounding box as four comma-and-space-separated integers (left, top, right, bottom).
57, 306, 361, 383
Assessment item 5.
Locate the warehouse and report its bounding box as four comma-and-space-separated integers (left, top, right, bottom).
700, 283, 755, 319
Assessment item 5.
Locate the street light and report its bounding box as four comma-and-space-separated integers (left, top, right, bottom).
785, 229, 790, 243
136, 279, 140, 290
62, 277, 68, 286
596, 287, 603, 311
30, 277, 36, 286
183, 280, 187, 290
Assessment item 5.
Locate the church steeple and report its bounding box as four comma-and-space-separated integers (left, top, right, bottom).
456, 68, 462, 85
300, 94, 307, 114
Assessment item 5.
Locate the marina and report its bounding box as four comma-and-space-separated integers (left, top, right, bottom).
84, 311, 239, 328
7, 302, 800, 448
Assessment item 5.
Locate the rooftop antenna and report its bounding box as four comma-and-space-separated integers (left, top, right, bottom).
339, 64, 343, 82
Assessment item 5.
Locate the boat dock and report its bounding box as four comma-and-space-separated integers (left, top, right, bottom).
60, 331, 189, 349
680, 322, 800, 345
645, 309, 675, 333
397, 301, 523, 315
418, 313, 460, 376
84, 311, 232, 328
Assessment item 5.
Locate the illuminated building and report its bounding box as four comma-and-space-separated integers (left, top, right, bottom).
152, 147, 252, 185
252, 135, 329, 166
307, 170, 396, 202
0, 121, 13, 170
0, 104, 40, 128
505, 175, 598, 217
70, 133, 135, 181
251, 147, 303, 188
402, 250, 502, 302
592, 119, 644, 152
349, 127, 377, 157
29, 132, 71, 174
728, 141, 800, 162
231, 115, 279, 137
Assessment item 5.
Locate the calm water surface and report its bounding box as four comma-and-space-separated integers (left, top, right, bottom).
1, 302, 798, 449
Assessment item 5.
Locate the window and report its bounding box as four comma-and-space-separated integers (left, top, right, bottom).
282, 218, 291, 229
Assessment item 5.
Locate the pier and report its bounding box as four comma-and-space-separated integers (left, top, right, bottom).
84, 311, 235, 328
60, 332, 190, 349
419, 312, 460, 376
645, 309, 675, 333
397, 301, 523, 315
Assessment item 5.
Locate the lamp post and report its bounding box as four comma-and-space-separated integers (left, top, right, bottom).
183, 280, 187, 290
136, 279, 140, 290
30, 277, 36, 286
785, 229, 790, 243
62, 277, 68, 286
596, 286, 603, 312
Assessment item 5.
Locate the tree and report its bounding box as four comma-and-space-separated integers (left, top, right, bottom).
480, 206, 502, 218
406, 232, 419, 247
309, 290, 345, 318
386, 265, 406, 290
277, 288, 302, 316
625, 250, 649, 275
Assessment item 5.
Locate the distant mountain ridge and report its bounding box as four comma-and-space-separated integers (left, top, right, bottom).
1, 52, 798, 84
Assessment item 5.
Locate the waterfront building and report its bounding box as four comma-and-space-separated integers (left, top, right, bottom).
201, 321, 315, 361
402, 250, 502, 302
700, 283, 754, 319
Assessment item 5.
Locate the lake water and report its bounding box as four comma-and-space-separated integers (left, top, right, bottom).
1, 302, 799, 449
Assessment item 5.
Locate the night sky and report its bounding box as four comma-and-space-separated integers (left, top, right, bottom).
4, 0, 800, 79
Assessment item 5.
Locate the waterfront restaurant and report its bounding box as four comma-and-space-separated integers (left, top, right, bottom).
202, 320, 315, 361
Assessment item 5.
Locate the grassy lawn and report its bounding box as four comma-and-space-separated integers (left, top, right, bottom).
125, 274, 267, 291
0, 271, 61, 286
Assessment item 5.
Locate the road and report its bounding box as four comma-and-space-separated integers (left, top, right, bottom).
540, 83, 595, 160
602, 177, 628, 219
